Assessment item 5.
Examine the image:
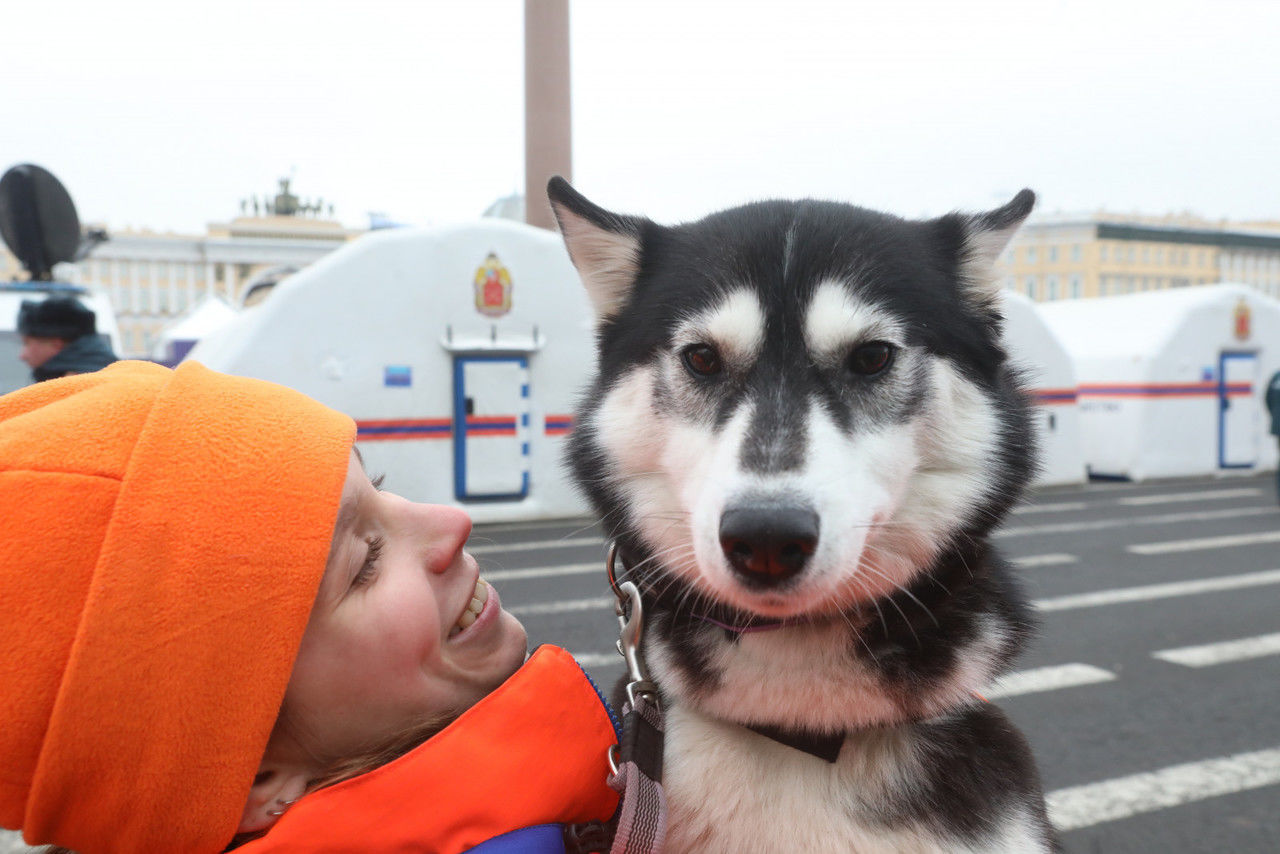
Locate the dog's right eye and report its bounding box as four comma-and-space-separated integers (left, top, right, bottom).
847, 341, 895, 376
681, 344, 723, 377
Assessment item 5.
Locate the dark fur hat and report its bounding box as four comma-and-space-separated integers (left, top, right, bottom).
17, 297, 96, 340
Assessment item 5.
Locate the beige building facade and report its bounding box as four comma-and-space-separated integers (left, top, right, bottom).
0, 179, 362, 357
1001, 214, 1280, 302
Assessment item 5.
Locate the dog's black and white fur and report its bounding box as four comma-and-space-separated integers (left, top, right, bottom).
549, 178, 1058, 853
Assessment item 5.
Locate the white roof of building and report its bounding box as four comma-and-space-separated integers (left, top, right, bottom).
154, 295, 237, 353
1038, 283, 1255, 360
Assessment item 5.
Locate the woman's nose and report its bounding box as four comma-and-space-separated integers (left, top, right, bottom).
408, 503, 472, 573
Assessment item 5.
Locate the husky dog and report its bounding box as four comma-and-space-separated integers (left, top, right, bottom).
548, 178, 1058, 853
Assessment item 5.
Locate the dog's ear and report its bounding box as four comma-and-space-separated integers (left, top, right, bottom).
942, 189, 1035, 313
546, 177, 646, 321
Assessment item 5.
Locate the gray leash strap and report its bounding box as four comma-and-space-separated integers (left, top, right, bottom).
607, 692, 666, 854
606, 550, 667, 854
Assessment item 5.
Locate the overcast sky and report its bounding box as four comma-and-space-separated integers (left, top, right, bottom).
6, 0, 1278, 234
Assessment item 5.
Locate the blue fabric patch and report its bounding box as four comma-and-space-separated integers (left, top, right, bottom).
465, 823, 565, 853
384, 365, 412, 387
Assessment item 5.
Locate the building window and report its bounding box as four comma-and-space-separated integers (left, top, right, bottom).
1100, 245, 1109, 262
1048, 246, 1058, 262
1071, 245, 1082, 262
157, 286, 170, 314
1069, 275, 1082, 299
1027, 247, 1037, 263
1047, 276, 1060, 300
1025, 276, 1038, 300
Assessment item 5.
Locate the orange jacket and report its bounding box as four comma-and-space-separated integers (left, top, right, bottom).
238, 646, 620, 853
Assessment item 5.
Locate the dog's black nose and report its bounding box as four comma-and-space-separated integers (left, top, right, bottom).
719, 506, 819, 587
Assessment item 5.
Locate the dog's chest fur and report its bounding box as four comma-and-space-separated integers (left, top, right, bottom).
663, 704, 1046, 854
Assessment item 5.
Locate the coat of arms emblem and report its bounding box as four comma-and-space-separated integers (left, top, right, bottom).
1234, 298, 1251, 341
474, 252, 513, 318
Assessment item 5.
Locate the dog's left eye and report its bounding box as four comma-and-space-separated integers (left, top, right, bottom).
847, 341, 895, 376
681, 343, 723, 377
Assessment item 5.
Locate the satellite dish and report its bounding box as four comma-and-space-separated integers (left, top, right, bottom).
0, 164, 83, 281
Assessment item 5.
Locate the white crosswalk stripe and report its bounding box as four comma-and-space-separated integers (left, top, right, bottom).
483, 562, 599, 582
1153, 632, 1280, 668
1012, 553, 1078, 568
1047, 747, 1280, 831
1128, 530, 1280, 555
984, 664, 1115, 699
1012, 501, 1088, 515
1033, 568, 1280, 612
469, 536, 605, 555
510, 596, 614, 616
997, 505, 1275, 538
1116, 487, 1261, 506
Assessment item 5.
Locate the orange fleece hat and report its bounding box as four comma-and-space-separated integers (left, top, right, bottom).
0, 361, 355, 853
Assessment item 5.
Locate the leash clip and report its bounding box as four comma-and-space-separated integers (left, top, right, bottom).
602, 542, 668, 854
608, 543, 659, 710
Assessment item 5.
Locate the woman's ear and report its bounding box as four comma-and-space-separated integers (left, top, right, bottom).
237, 761, 312, 835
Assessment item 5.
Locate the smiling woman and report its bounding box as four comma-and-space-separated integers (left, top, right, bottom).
0, 361, 619, 854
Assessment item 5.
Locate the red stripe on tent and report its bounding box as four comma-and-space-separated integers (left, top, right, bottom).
358, 418, 453, 429
1078, 382, 1255, 399
356, 418, 453, 442
544, 414, 575, 436
465, 416, 518, 427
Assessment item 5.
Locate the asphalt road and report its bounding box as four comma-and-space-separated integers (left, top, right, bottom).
468, 473, 1280, 854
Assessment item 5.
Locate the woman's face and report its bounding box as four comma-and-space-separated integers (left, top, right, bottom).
281, 451, 528, 762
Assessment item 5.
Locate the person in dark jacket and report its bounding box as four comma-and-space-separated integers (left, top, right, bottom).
1266, 369, 1280, 501
16, 296, 119, 382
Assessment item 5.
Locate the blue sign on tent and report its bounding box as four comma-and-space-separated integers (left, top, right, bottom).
384, 365, 412, 387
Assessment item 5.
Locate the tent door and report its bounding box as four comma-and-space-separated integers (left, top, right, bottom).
452, 356, 530, 500
1218, 351, 1259, 469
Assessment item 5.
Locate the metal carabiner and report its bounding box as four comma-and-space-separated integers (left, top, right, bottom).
615, 579, 646, 685
608, 543, 660, 710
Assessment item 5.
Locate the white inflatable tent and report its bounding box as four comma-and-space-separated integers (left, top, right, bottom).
1038, 284, 1279, 481
189, 219, 595, 522
151, 294, 237, 366
1000, 291, 1085, 486
0, 283, 122, 395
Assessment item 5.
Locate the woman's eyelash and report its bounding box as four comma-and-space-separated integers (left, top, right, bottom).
351, 536, 384, 588
370, 473, 386, 490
